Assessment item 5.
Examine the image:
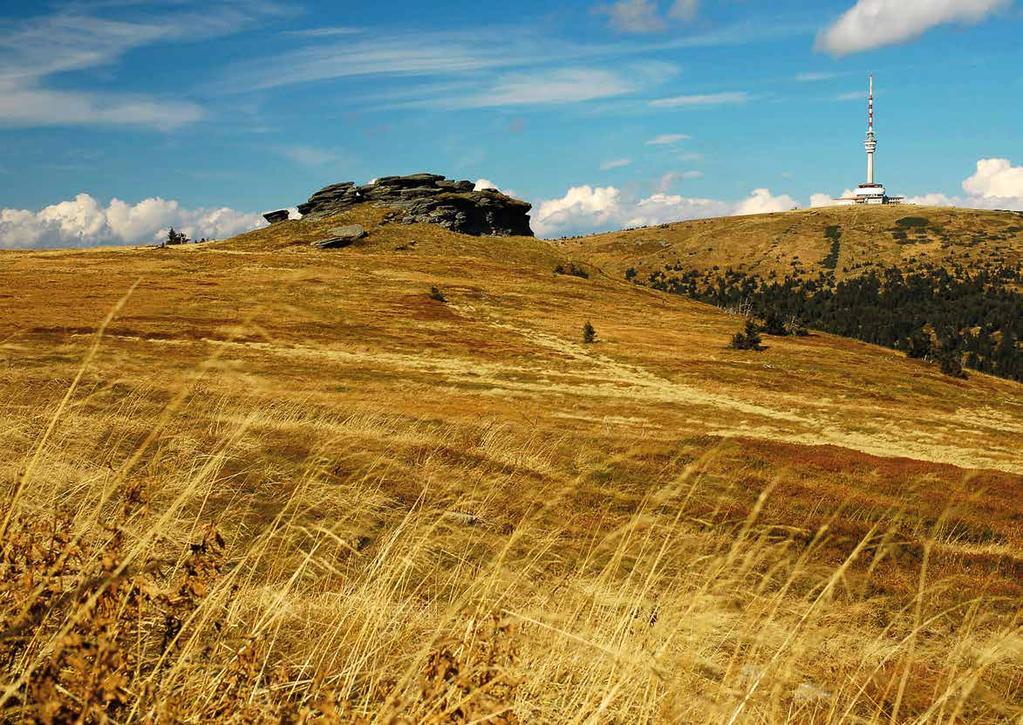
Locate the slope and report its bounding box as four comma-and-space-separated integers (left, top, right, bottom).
2, 206, 1022, 721
562, 204, 1023, 282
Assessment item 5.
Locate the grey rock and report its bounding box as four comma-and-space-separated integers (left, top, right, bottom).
297, 173, 533, 237
312, 224, 367, 249
263, 209, 290, 225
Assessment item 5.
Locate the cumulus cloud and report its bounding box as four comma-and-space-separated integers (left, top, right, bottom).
533, 185, 800, 237
734, 188, 799, 216
809, 191, 857, 207
0, 194, 266, 249
905, 192, 958, 207
474, 179, 499, 191
909, 159, 1023, 211
962, 158, 1023, 204
817, 0, 1009, 56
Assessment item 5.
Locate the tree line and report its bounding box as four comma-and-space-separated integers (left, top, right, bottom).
633, 262, 1023, 382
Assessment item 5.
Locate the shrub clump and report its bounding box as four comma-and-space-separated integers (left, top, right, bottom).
582, 321, 597, 344
429, 286, 447, 303
554, 262, 589, 279
730, 320, 764, 351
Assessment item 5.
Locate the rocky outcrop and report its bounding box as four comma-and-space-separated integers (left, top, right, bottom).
297, 173, 533, 237
263, 209, 290, 225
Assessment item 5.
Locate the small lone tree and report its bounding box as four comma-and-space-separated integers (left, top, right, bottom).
165, 228, 189, 246
582, 321, 596, 344
429, 286, 447, 302
730, 320, 764, 351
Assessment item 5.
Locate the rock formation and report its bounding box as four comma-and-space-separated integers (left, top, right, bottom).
263, 209, 290, 225
297, 173, 533, 237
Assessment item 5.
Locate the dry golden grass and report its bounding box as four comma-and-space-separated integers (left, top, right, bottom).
2, 206, 1022, 722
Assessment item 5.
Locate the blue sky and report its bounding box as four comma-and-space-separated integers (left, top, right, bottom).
1, 0, 1022, 245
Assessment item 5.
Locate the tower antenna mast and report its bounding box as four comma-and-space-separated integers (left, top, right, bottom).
835, 74, 902, 204
865, 74, 877, 185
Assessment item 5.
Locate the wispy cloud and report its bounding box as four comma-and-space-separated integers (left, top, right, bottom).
835, 90, 866, 101
214, 21, 810, 98
657, 169, 702, 191
458, 68, 637, 108
0, 2, 285, 130
646, 133, 691, 145
600, 158, 633, 170
596, 0, 666, 33
649, 91, 749, 108
276, 145, 349, 166
796, 71, 837, 82
368, 62, 679, 111
0, 84, 203, 130
594, 0, 700, 33
284, 26, 362, 37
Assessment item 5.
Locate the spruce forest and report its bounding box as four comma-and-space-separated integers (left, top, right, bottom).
641, 262, 1023, 381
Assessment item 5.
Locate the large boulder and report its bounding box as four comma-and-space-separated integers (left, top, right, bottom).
312, 224, 367, 249
296, 174, 533, 237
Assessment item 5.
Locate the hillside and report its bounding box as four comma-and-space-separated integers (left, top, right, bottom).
562, 204, 1023, 282
2, 206, 1023, 721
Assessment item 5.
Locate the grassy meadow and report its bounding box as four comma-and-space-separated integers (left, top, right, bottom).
2, 207, 1023, 722
563, 205, 1023, 282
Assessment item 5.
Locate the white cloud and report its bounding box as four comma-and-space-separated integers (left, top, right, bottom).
0, 84, 203, 130
460, 68, 636, 107
668, 0, 700, 21
962, 158, 1023, 203
600, 158, 633, 171
597, 0, 667, 33
649, 91, 749, 108
908, 159, 1023, 211
796, 72, 837, 82
595, 0, 699, 32
817, 0, 1009, 56
0, 194, 265, 249
810, 191, 857, 207
534, 186, 629, 236
646, 133, 691, 146
283, 26, 362, 37
0, 4, 280, 129
474, 179, 500, 191
905, 193, 958, 207
834, 91, 866, 101
378, 62, 678, 110
657, 170, 702, 191
533, 184, 800, 237
734, 188, 799, 216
